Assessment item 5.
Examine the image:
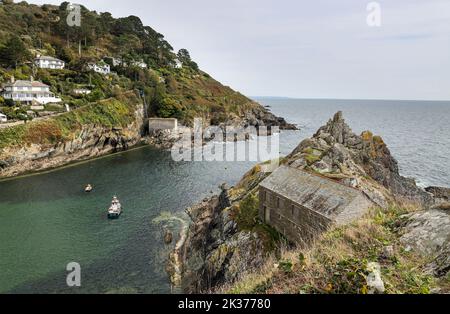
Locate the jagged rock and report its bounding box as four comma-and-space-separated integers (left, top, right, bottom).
164, 229, 173, 245
400, 209, 450, 277
432, 202, 450, 211
176, 187, 266, 293
286, 111, 433, 206
426, 186, 450, 201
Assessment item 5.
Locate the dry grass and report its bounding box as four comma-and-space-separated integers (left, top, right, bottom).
224, 203, 438, 294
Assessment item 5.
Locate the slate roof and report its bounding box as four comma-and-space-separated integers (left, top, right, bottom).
259, 165, 373, 220
35, 55, 64, 62
2, 80, 49, 88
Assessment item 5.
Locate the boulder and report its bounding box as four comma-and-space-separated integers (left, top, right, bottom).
366, 262, 385, 294
400, 209, 450, 277
426, 186, 450, 201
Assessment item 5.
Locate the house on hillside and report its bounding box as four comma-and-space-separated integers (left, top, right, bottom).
1, 77, 62, 105
106, 56, 147, 69
0, 113, 7, 123
259, 165, 373, 245
87, 61, 111, 75
34, 55, 65, 70
105, 56, 126, 67
72, 88, 91, 95
131, 60, 147, 69
174, 58, 182, 69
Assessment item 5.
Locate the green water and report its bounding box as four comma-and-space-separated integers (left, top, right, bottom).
0, 145, 260, 293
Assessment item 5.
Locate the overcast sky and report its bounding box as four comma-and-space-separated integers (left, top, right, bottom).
27, 0, 450, 100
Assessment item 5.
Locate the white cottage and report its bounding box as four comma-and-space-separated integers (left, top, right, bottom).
1, 77, 62, 105
131, 60, 148, 69
34, 55, 65, 70
72, 88, 91, 95
87, 61, 111, 75
174, 58, 182, 69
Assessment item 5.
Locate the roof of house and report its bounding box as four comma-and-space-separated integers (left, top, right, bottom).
259, 165, 373, 220
2, 80, 49, 88
35, 55, 64, 62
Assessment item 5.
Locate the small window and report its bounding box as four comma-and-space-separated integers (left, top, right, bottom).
291, 205, 295, 216
276, 197, 280, 208
261, 190, 266, 202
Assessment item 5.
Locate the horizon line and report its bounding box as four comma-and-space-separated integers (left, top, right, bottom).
250, 96, 450, 102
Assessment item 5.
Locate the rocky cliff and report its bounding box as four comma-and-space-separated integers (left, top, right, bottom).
171, 111, 449, 293
285, 111, 433, 206
0, 106, 145, 178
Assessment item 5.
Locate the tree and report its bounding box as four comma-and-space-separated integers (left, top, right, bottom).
43, 43, 56, 57
0, 36, 31, 68
177, 48, 199, 71
177, 49, 191, 64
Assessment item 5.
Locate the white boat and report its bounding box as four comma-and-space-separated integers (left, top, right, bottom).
107, 196, 122, 219
85, 184, 93, 192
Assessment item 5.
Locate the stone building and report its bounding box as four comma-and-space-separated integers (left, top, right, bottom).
148, 118, 178, 131
259, 165, 373, 245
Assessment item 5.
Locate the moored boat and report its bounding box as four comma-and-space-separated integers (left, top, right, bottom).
85, 184, 93, 192
107, 196, 122, 219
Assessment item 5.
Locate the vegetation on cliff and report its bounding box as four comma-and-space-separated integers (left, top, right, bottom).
224, 203, 439, 294
0, 91, 139, 150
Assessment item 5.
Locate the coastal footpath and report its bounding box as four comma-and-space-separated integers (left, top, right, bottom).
169, 112, 450, 294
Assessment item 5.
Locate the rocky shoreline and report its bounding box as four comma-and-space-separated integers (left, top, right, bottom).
0, 108, 145, 179
0, 101, 294, 179
170, 111, 450, 293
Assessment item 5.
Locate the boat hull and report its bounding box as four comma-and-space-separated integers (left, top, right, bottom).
108, 212, 121, 219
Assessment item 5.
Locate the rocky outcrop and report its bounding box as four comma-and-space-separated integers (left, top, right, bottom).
286, 111, 433, 206
170, 184, 267, 293
400, 209, 450, 277
173, 111, 446, 293
210, 103, 297, 135
0, 108, 145, 178
241, 104, 297, 130
426, 186, 450, 202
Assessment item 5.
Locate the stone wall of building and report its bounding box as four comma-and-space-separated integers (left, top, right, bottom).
148, 118, 178, 131
259, 186, 333, 245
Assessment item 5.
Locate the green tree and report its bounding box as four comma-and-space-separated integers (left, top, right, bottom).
0, 36, 31, 68
177, 48, 199, 71
43, 43, 56, 57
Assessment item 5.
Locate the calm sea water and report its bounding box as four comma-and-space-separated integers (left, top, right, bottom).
0, 99, 448, 293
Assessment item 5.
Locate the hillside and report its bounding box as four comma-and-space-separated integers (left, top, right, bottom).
0, 1, 294, 177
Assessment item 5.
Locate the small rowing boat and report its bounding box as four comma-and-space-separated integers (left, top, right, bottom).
107, 196, 122, 219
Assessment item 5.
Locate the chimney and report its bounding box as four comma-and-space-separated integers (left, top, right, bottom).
10, 76, 15, 84
30, 76, 34, 82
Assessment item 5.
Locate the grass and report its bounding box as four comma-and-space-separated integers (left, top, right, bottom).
223, 203, 439, 294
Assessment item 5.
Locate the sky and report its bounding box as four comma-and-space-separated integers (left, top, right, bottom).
27, 0, 450, 100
